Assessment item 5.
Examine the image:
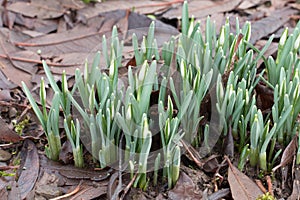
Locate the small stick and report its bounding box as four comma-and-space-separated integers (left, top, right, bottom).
0, 165, 20, 170
14, 31, 105, 47
135, 0, 184, 8
50, 181, 82, 200
120, 173, 138, 200
16, 105, 30, 124
0, 101, 30, 108
255, 179, 267, 194
266, 175, 274, 196
180, 139, 203, 168
0, 53, 81, 67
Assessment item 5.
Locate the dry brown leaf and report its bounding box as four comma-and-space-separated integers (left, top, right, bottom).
250, 7, 298, 44
168, 172, 202, 200
226, 156, 263, 200
163, 0, 242, 19
70, 184, 107, 200
15, 10, 178, 72
0, 89, 12, 101
18, 139, 39, 200
224, 124, 234, 157
0, 117, 23, 143
0, 8, 179, 90
238, 0, 268, 10
77, 0, 177, 20
202, 155, 220, 173
16, 27, 103, 55
256, 40, 278, 68
290, 3, 300, 11
10, 50, 39, 74
0, 69, 17, 89
57, 165, 112, 181
288, 167, 300, 200
205, 188, 231, 200
271, 0, 288, 9
107, 172, 119, 200
0, 178, 9, 200
0, 28, 33, 88
59, 140, 73, 165
7, 180, 21, 200
7, 1, 65, 19
273, 134, 298, 172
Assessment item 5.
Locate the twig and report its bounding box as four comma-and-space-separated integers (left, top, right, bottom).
69, 187, 90, 200
49, 181, 82, 200
255, 179, 267, 193
0, 143, 16, 148
14, 30, 109, 47
16, 103, 30, 123
0, 165, 20, 170
0, 53, 80, 67
213, 173, 224, 192
120, 173, 138, 200
180, 139, 203, 168
266, 175, 274, 196
0, 101, 30, 109
0, 40, 14, 69
134, 0, 184, 8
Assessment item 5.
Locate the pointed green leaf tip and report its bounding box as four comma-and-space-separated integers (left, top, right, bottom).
182, 1, 189, 35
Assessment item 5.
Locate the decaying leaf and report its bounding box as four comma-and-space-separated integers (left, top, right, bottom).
224, 125, 234, 157
250, 7, 298, 44
168, 172, 202, 200
7, 180, 21, 200
55, 163, 113, 182
0, 89, 12, 101
18, 139, 39, 200
288, 167, 300, 200
0, 117, 23, 143
273, 134, 298, 172
0, 70, 17, 89
7, 1, 65, 19
226, 156, 263, 200
77, 0, 177, 20
70, 184, 107, 200
238, 0, 268, 10
203, 188, 231, 200
202, 155, 220, 173
0, 178, 9, 200
59, 140, 74, 165
163, 0, 242, 19
9, 50, 39, 74
4, 10, 178, 87
0, 27, 33, 88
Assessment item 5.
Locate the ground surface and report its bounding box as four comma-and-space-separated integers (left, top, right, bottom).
0, 0, 300, 199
